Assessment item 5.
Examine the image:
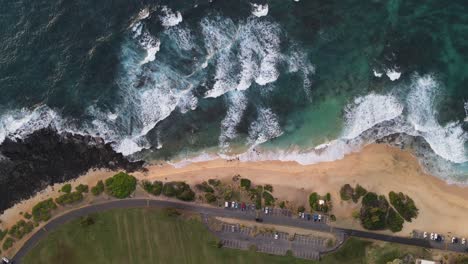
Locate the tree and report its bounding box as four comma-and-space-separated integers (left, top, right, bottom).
389, 191, 418, 222
61, 184, 72, 194
240, 178, 251, 189
91, 180, 105, 196
309, 192, 319, 211
105, 172, 137, 199
75, 184, 89, 194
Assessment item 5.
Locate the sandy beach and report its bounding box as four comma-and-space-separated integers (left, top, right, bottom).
2, 143, 468, 241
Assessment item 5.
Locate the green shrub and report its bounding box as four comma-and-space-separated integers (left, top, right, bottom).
0, 229, 8, 241
142, 180, 163, 196
340, 184, 353, 201
55, 191, 84, 205
162, 182, 195, 201
360, 192, 389, 230
205, 192, 217, 203
279, 201, 286, 209
177, 189, 195, 201
223, 189, 233, 201
105, 172, 137, 199
240, 178, 251, 189
330, 215, 337, 221
309, 192, 319, 211
9, 220, 34, 239
91, 180, 105, 196
262, 191, 275, 206
387, 208, 404, 232
297, 206, 305, 213
32, 198, 57, 222
389, 191, 419, 222
2, 237, 14, 251
208, 179, 221, 187
24, 212, 32, 220
255, 193, 262, 209
352, 184, 367, 203
61, 184, 72, 194
75, 184, 89, 194
264, 184, 273, 192
195, 182, 214, 193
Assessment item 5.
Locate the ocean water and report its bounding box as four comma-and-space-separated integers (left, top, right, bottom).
0, 0, 467, 181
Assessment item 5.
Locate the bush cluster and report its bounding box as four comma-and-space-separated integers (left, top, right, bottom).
208, 179, 221, 187
9, 220, 34, 239
386, 208, 404, 232
23, 212, 32, 220
162, 182, 195, 201
61, 184, 72, 194
264, 184, 273, 193
240, 178, 251, 189
389, 191, 419, 222
360, 192, 389, 230
55, 191, 84, 205
75, 184, 89, 194
91, 180, 105, 196
0, 229, 8, 241
2, 237, 14, 251
142, 180, 163, 196
204, 192, 217, 203
309, 192, 331, 212
105, 172, 137, 199
340, 184, 367, 203
262, 191, 275, 206
32, 198, 57, 222
195, 181, 214, 193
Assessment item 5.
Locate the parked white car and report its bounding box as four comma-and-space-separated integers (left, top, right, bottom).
462, 238, 466, 245
423, 232, 428, 238
274, 233, 279, 240
430, 233, 434, 240
265, 207, 269, 214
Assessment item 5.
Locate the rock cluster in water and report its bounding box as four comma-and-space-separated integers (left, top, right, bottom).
0, 127, 144, 213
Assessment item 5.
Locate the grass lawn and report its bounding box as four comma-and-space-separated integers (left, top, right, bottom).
22, 208, 401, 264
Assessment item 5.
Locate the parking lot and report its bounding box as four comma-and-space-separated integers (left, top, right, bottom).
210, 218, 333, 260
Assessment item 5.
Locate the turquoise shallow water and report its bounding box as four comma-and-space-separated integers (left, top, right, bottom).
0, 0, 467, 180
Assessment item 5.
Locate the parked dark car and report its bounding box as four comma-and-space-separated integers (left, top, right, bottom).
255, 218, 263, 222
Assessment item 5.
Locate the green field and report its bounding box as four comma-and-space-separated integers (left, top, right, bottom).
23, 208, 428, 264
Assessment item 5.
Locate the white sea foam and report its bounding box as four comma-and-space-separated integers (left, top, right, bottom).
248, 108, 283, 145
373, 69, 383, 77
406, 75, 467, 163
219, 91, 248, 149
386, 68, 401, 81
165, 26, 195, 51
138, 31, 160, 65
115, 137, 145, 156
159, 6, 183, 27
0, 106, 62, 144
251, 3, 269, 17
343, 93, 404, 139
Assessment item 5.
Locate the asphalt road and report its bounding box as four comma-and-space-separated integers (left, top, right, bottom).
11, 198, 465, 263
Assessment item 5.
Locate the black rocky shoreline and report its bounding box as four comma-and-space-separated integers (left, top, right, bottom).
0, 127, 145, 213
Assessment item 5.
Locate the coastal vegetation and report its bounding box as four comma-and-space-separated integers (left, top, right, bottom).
389, 191, 419, 222
0, 229, 7, 241
75, 184, 89, 194
105, 172, 137, 199
91, 180, 105, 196
340, 184, 367, 203
55, 191, 84, 205
142, 180, 163, 196
162, 181, 195, 201
195, 181, 215, 193
61, 184, 72, 194
309, 192, 331, 213
341, 184, 417, 232
240, 178, 251, 189
9, 220, 34, 239
32, 198, 57, 222
2, 237, 14, 251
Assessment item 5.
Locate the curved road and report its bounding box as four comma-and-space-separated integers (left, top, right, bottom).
11, 199, 460, 263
